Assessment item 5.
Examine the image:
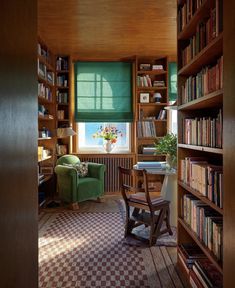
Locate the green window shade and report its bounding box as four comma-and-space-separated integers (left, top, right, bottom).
74, 62, 133, 122
168, 62, 177, 101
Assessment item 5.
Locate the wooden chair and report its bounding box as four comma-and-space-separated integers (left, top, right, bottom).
118, 166, 173, 246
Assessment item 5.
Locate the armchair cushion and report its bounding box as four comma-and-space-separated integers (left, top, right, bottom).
63, 162, 88, 177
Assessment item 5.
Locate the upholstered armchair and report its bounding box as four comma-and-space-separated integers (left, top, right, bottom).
55, 155, 105, 209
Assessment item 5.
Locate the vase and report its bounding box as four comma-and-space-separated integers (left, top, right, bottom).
166, 154, 177, 170
103, 140, 114, 153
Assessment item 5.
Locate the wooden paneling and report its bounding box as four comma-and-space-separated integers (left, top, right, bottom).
0, 1, 38, 287
224, 0, 235, 286
38, 0, 177, 59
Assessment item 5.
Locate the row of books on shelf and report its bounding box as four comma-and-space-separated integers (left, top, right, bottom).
183, 109, 222, 148
139, 109, 166, 121
179, 157, 223, 208
182, 194, 223, 261
38, 43, 52, 65
137, 121, 156, 138
56, 92, 68, 104
56, 57, 69, 71
178, 243, 222, 287
38, 83, 53, 101
139, 63, 164, 71
137, 75, 165, 88
180, 56, 223, 104
57, 75, 68, 87
38, 60, 55, 85
181, 0, 223, 67
177, 0, 204, 32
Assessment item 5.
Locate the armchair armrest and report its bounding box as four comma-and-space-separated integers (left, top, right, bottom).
54, 165, 78, 203
54, 165, 78, 177
88, 163, 105, 180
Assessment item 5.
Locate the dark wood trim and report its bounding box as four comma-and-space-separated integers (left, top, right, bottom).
0, 0, 38, 287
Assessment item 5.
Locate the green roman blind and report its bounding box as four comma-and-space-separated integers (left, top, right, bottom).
74, 61, 133, 122
168, 62, 177, 101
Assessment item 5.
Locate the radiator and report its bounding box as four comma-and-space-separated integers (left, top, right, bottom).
79, 155, 135, 193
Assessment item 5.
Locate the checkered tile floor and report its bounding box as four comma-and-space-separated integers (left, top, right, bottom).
39, 212, 149, 288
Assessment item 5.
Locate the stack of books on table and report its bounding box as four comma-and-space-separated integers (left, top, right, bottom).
136, 161, 166, 170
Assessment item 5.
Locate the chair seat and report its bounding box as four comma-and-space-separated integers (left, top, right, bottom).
129, 192, 166, 205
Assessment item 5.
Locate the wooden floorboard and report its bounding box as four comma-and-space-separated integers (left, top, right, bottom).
151, 246, 175, 288
160, 246, 183, 288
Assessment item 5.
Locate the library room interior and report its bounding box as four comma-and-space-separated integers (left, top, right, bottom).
1, 0, 235, 287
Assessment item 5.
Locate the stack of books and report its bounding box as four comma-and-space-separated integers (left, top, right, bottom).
136, 161, 166, 170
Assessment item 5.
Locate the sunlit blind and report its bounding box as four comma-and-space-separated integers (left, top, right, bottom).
74, 62, 133, 122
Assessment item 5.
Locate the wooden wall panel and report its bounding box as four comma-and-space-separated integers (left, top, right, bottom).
224, 0, 235, 286
0, 1, 38, 287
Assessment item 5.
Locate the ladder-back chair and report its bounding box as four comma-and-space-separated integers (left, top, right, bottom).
118, 166, 172, 246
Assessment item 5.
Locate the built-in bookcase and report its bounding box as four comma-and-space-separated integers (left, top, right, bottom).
37, 38, 56, 205
135, 56, 168, 163
177, 0, 223, 286
55, 56, 71, 156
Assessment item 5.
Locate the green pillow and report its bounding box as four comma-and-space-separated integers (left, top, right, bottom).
63, 162, 88, 177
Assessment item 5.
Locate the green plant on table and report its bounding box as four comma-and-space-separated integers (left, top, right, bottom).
154, 133, 177, 169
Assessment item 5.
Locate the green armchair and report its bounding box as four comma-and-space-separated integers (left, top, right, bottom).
55, 155, 105, 209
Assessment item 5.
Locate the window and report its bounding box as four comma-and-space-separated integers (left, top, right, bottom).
77, 122, 131, 153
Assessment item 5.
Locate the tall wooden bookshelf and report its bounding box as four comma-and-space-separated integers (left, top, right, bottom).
37, 39, 56, 201
135, 56, 168, 163
177, 0, 223, 286
55, 56, 71, 156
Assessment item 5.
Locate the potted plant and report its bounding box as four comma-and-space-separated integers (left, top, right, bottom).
154, 133, 177, 170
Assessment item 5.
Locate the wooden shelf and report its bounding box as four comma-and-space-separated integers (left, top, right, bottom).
138, 154, 165, 158
138, 103, 168, 106
38, 54, 54, 71
56, 70, 69, 73
178, 218, 223, 274
178, 180, 223, 215
38, 155, 52, 163
137, 86, 167, 91
57, 119, 69, 122
38, 96, 53, 105
179, 34, 223, 76
56, 85, 69, 89
178, 143, 223, 154
38, 175, 52, 186
178, 90, 223, 110
178, 0, 214, 40
38, 115, 54, 121
38, 137, 52, 140
137, 70, 167, 75
38, 75, 54, 88
57, 102, 69, 106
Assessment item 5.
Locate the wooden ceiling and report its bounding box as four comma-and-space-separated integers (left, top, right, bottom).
38, 0, 177, 59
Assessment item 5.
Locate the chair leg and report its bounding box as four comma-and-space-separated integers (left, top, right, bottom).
154, 208, 166, 241
165, 206, 173, 235
96, 197, 104, 203
69, 202, 79, 211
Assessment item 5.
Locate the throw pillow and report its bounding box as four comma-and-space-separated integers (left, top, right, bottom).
63, 162, 88, 177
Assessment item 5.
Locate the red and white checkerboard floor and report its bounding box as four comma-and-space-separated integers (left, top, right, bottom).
39, 212, 149, 288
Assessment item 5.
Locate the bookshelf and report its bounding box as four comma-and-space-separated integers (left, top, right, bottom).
135, 56, 168, 162
37, 39, 56, 170
177, 0, 223, 286
37, 39, 56, 207
55, 56, 71, 156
